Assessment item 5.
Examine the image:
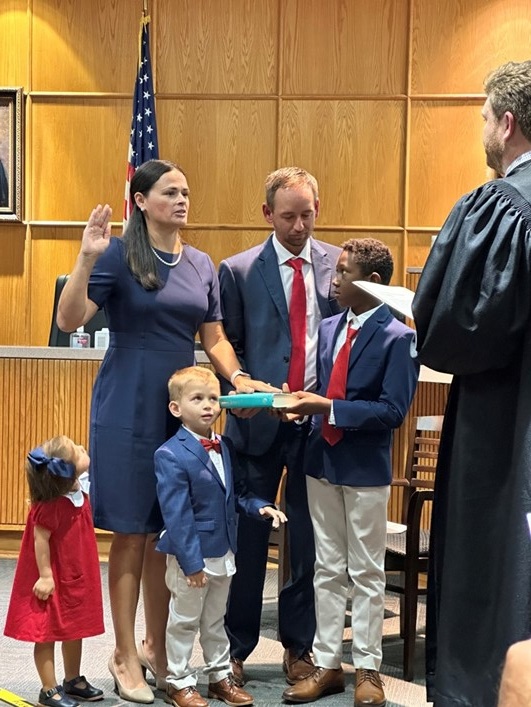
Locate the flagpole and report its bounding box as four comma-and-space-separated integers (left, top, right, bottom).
124, 3, 159, 224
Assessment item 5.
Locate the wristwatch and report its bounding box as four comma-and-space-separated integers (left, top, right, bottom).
230, 369, 251, 385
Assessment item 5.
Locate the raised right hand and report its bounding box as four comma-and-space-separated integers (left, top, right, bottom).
81, 204, 112, 257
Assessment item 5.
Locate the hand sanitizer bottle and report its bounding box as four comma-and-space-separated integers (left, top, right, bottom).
94, 327, 110, 350
69, 326, 91, 348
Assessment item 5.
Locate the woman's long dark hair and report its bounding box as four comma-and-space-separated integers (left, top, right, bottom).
123, 159, 186, 290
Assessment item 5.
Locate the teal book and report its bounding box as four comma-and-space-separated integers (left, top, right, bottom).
219, 393, 299, 409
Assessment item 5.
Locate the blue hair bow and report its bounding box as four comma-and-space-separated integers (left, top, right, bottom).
27, 446, 76, 479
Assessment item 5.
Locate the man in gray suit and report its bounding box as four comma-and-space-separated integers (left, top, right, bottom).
219, 167, 342, 685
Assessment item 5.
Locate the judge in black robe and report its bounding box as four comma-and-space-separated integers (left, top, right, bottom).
412, 61, 531, 707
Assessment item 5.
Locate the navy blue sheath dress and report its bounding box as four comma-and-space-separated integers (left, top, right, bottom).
87, 237, 222, 534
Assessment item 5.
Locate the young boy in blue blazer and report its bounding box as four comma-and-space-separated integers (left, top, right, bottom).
154, 366, 286, 707
281, 239, 419, 707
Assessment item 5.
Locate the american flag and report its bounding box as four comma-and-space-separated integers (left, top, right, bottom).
124, 12, 159, 222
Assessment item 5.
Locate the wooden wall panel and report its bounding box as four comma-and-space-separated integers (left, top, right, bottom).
0, 226, 28, 345
29, 227, 112, 346
30, 99, 131, 221
408, 101, 488, 227
32, 0, 139, 92
407, 231, 435, 270
183, 229, 405, 273
0, 0, 29, 86
183, 229, 269, 267
26, 228, 407, 345
1, 0, 531, 347
282, 0, 408, 95
280, 101, 405, 227
157, 99, 277, 225
411, 0, 531, 94
315, 231, 405, 281
156, 0, 278, 95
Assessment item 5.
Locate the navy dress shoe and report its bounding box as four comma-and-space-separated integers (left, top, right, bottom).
38, 686, 79, 707
63, 677, 104, 702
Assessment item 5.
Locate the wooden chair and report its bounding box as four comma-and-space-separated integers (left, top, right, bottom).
385, 415, 443, 680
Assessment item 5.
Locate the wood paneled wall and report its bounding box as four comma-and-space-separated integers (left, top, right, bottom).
1, 0, 531, 345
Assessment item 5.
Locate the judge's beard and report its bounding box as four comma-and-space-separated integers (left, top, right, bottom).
484, 143, 504, 177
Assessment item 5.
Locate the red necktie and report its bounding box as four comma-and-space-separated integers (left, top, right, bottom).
200, 437, 222, 454
321, 324, 359, 446
286, 258, 307, 392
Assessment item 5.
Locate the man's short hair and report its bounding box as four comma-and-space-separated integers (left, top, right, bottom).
265, 167, 319, 210
168, 366, 219, 402
484, 60, 531, 142
341, 237, 394, 285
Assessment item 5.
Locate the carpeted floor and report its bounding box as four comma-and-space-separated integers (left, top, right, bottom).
0, 559, 431, 706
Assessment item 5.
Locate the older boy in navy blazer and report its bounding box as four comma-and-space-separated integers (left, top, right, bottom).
154, 366, 286, 707
282, 239, 419, 707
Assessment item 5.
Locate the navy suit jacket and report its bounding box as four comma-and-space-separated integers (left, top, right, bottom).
154, 427, 268, 576
219, 235, 342, 455
305, 306, 419, 487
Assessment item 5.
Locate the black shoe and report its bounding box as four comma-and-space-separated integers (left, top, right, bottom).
63, 677, 104, 702
38, 686, 79, 707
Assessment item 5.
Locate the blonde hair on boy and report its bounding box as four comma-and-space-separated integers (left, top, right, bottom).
168, 366, 220, 402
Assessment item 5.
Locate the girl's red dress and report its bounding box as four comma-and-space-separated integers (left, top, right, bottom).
4, 493, 104, 642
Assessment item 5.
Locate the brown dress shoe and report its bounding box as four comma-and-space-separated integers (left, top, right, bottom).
207, 675, 253, 706
354, 669, 386, 707
282, 666, 345, 703
229, 657, 245, 687
282, 650, 315, 685
164, 684, 208, 707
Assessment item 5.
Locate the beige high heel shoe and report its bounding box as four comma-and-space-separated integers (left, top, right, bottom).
136, 640, 168, 691
108, 656, 154, 704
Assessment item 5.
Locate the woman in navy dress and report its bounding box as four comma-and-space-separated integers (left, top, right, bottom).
57, 160, 267, 703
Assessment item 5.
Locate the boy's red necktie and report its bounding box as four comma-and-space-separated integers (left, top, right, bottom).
286, 257, 307, 392
321, 324, 359, 446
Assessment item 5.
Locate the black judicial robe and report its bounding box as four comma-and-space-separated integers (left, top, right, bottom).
412, 160, 531, 707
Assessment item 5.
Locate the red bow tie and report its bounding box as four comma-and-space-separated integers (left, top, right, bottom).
200, 438, 221, 454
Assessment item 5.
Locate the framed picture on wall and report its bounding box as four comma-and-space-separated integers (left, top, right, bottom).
0, 87, 24, 223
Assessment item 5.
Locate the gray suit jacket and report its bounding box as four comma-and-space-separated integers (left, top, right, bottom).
219, 234, 342, 455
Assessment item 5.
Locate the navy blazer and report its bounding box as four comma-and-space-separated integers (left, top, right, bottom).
305, 306, 419, 487
154, 427, 267, 576
219, 234, 342, 455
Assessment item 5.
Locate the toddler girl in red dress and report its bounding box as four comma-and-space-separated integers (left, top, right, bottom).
4, 436, 104, 707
